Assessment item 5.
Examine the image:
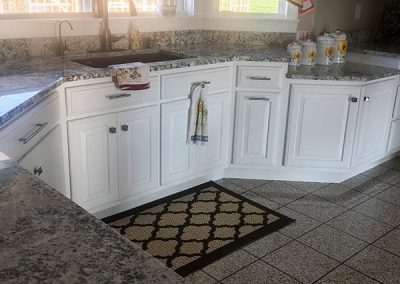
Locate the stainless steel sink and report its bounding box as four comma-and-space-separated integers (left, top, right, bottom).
72, 51, 188, 68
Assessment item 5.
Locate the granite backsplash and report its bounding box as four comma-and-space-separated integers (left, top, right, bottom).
0, 30, 296, 61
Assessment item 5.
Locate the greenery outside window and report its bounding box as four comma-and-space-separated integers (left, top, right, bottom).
217, 0, 288, 17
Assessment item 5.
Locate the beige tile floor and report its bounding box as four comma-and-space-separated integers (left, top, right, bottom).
184, 157, 400, 284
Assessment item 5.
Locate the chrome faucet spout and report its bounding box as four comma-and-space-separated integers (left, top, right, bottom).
57, 20, 74, 56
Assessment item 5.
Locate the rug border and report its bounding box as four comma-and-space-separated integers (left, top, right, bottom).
102, 181, 295, 277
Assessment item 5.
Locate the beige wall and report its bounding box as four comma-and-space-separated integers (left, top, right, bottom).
298, 0, 388, 35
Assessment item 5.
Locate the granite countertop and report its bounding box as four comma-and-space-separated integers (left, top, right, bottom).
286, 62, 400, 81
349, 39, 400, 59
0, 154, 183, 283
1, 43, 400, 129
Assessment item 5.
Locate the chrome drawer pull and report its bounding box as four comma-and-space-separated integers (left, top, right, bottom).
106, 94, 131, 100
19, 122, 48, 144
248, 76, 272, 81
248, 97, 270, 101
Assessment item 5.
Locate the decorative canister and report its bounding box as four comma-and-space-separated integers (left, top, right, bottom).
287, 42, 302, 66
300, 40, 317, 66
330, 30, 348, 64
316, 34, 335, 65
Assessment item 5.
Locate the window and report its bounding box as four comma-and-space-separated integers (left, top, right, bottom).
217, 0, 287, 16
0, 0, 163, 14
0, 0, 92, 13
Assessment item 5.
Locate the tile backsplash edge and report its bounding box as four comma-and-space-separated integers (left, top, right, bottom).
0, 30, 296, 61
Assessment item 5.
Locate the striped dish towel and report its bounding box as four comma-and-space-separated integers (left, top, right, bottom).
187, 83, 208, 144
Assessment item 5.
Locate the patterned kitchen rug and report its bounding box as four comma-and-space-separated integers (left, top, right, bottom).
102, 181, 294, 276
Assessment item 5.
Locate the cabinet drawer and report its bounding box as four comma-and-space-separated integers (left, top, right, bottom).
161, 67, 231, 99
236, 66, 284, 89
66, 77, 159, 116
0, 94, 60, 160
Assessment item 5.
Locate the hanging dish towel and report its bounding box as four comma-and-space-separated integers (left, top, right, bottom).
187, 83, 208, 144
110, 62, 150, 90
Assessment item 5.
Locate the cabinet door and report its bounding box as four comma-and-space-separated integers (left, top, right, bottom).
234, 92, 278, 166
118, 106, 159, 199
68, 113, 118, 210
198, 93, 230, 170
161, 99, 196, 185
353, 80, 396, 165
19, 125, 66, 195
285, 85, 360, 169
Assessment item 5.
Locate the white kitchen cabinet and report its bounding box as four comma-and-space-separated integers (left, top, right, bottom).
198, 93, 230, 171
285, 85, 361, 169
118, 106, 159, 199
161, 99, 195, 185
161, 93, 230, 185
68, 113, 119, 210
353, 80, 397, 165
19, 125, 66, 196
388, 119, 400, 153
233, 92, 279, 166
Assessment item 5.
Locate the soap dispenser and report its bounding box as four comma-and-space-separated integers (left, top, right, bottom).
129, 21, 142, 50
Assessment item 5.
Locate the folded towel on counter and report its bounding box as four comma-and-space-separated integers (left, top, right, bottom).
110, 62, 150, 90
187, 83, 208, 144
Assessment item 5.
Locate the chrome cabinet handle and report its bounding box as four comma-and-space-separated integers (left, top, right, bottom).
19, 122, 48, 144
106, 94, 131, 100
34, 166, 43, 176
248, 97, 270, 101
121, 125, 129, 132
350, 97, 358, 103
248, 76, 271, 81
364, 96, 370, 102
109, 127, 117, 134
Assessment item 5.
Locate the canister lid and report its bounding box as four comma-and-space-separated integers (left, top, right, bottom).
301, 39, 317, 47
330, 29, 347, 40
287, 42, 302, 50
317, 33, 335, 44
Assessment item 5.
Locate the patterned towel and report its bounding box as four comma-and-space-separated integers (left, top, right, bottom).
110, 62, 150, 90
188, 84, 208, 144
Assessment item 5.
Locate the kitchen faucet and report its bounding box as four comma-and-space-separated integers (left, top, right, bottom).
97, 0, 138, 52
57, 20, 74, 56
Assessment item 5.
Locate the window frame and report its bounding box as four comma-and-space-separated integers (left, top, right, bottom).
213, 0, 290, 19
0, 0, 193, 19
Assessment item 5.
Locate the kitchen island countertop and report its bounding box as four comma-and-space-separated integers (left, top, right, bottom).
0, 153, 183, 283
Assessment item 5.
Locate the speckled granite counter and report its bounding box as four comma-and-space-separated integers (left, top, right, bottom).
1, 43, 400, 129
350, 40, 400, 59
0, 154, 183, 283
286, 62, 400, 81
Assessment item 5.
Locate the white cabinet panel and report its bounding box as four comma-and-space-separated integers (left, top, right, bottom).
19, 125, 66, 196
161, 99, 195, 185
198, 93, 229, 170
388, 119, 400, 153
393, 86, 400, 119
65, 78, 159, 116
353, 80, 396, 165
286, 85, 360, 169
161, 68, 230, 99
68, 113, 118, 210
236, 66, 284, 89
0, 94, 59, 160
118, 106, 159, 199
161, 94, 229, 185
234, 92, 278, 166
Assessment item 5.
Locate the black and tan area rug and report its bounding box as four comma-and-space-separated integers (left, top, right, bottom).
102, 181, 294, 276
